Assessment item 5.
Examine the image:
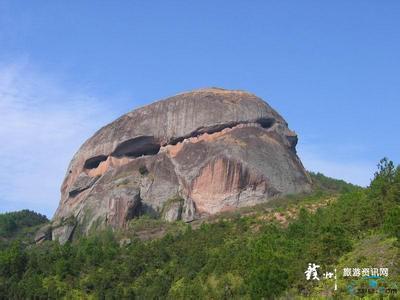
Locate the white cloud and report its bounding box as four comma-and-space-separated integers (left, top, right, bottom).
0, 61, 119, 217
297, 143, 376, 187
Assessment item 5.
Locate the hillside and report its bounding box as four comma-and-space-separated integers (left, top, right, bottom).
0, 159, 399, 299
0, 210, 48, 250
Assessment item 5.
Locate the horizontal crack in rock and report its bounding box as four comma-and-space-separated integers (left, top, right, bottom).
83, 118, 276, 170
168, 118, 275, 145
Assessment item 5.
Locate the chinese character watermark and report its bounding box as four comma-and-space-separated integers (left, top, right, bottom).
305, 264, 393, 294
343, 267, 389, 278
305, 263, 337, 291
305, 263, 320, 281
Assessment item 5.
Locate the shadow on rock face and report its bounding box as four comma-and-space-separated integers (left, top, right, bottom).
84, 155, 108, 169
111, 136, 161, 158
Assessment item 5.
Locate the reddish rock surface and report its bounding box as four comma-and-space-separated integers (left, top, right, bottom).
49, 88, 311, 243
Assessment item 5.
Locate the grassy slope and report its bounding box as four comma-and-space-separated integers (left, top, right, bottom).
124, 171, 357, 241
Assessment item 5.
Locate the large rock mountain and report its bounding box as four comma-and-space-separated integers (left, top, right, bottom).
41, 88, 312, 243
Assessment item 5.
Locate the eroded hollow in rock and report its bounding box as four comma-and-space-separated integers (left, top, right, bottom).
112, 136, 161, 158
84, 155, 108, 169
169, 119, 276, 145
84, 120, 277, 170
256, 118, 275, 129
169, 122, 240, 145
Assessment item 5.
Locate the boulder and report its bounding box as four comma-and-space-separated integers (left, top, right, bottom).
51, 88, 312, 241
162, 197, 184, 222
34, 224, 52, 244
52, 223, 75, 245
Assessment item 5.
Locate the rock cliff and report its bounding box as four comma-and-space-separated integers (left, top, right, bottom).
43, 88, 311, 243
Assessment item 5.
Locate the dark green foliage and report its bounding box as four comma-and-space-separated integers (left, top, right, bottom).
384, 206, 400, 240
308, 171, 359, 193
0, 210, 48, 238
0, 210, 49, 251
0, 160, 398, 299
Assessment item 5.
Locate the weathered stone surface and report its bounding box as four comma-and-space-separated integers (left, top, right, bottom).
162, 197, 184, 222
34, 224, 52, 244
52, 223, 75, 245
163, 204, 181, 222
51, 88, 312, 240
68, 173, 99, 197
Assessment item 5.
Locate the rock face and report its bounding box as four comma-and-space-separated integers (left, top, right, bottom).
50, 88, 311, 243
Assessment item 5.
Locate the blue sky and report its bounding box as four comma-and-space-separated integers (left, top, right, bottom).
0, 1, 399, 217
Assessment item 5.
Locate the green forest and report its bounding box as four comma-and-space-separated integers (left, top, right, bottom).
0, 159, 399, 299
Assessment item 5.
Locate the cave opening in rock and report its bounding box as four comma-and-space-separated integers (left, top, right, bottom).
112, 136, 161, 158
169, 119, 277, 145
256, 118, 275, 129
169, 122, 240, 145
169, 136, 185, 146
84, 155, 108, 169
198, 122, 239, 135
